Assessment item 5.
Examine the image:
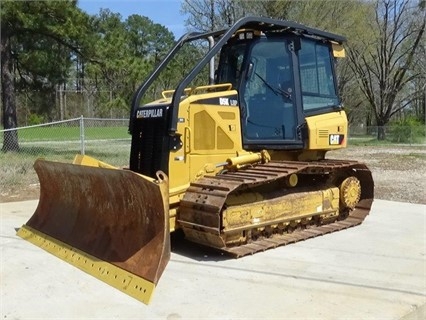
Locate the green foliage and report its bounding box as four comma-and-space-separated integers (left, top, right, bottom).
2, 0, 423, 130
390, 117, 425, 143
2, 1, 93, 85
27, 113, 44, 126
1, 0, 94, 118
83, 9, 178, 113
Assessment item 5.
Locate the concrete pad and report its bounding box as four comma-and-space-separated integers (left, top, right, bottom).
1, 199, 425, 319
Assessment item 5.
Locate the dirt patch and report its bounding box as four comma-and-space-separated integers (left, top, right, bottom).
1, 145, 425, 204
1, 183, 40, 203
328, 145, 426, 204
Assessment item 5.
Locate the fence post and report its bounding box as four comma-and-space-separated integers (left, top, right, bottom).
80, 115, 85, 155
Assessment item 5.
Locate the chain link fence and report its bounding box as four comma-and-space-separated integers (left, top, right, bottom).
1, 117, 130, 200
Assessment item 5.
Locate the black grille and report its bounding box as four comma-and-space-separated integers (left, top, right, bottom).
129, 106, 170, 178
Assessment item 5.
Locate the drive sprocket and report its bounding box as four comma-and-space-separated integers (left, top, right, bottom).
340, 176, 361, 209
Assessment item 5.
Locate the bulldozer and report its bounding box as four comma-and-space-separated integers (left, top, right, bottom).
17, 16, 374, 304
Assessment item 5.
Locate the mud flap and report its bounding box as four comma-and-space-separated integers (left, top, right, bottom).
16, 157, 170, 304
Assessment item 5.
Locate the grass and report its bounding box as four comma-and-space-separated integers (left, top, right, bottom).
14, 126, 129, 142
407, 152, 426, 159
1, 140, 130, 165
1, 124, 131, 195
348, 137, 390, 146
348, 135, 426, 146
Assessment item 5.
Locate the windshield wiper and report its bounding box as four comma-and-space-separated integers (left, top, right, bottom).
254, 72, 292, 100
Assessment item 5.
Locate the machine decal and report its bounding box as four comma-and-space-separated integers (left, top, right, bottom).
194, 95, 238, 106
219, 97, 238, 106
329, 134, 345, 145
137, 108, 163, 118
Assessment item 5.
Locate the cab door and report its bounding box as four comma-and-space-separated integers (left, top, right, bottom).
240, 38, 303, 149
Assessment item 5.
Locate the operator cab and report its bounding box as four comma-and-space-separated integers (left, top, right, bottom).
215, 31, 341, 150
129, 17, 346, 176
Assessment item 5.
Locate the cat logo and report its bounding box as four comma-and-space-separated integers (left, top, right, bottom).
329, 134, 344, 145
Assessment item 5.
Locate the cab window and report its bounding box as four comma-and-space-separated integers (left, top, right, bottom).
216, 43, 247, 89
299, 39, 339, 112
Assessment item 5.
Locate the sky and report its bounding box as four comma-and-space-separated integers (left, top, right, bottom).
78, 0, 188, 38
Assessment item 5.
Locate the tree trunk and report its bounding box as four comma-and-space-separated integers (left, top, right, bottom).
1, 33, 19, 152
366, 112, 373, 135
377, 119, 386, 140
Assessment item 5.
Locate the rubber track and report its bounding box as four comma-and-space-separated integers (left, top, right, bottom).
179, 159, 374, 258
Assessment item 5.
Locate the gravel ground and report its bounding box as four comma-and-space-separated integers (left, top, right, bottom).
1, 145, 425, 204
328, 145, 426, 204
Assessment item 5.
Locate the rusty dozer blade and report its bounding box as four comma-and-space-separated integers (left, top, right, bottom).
16, 156, 170, 304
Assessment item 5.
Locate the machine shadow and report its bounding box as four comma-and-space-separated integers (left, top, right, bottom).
170, 230, 230, 262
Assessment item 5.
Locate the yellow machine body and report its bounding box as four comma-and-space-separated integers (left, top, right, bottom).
162, 86, 350, 230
